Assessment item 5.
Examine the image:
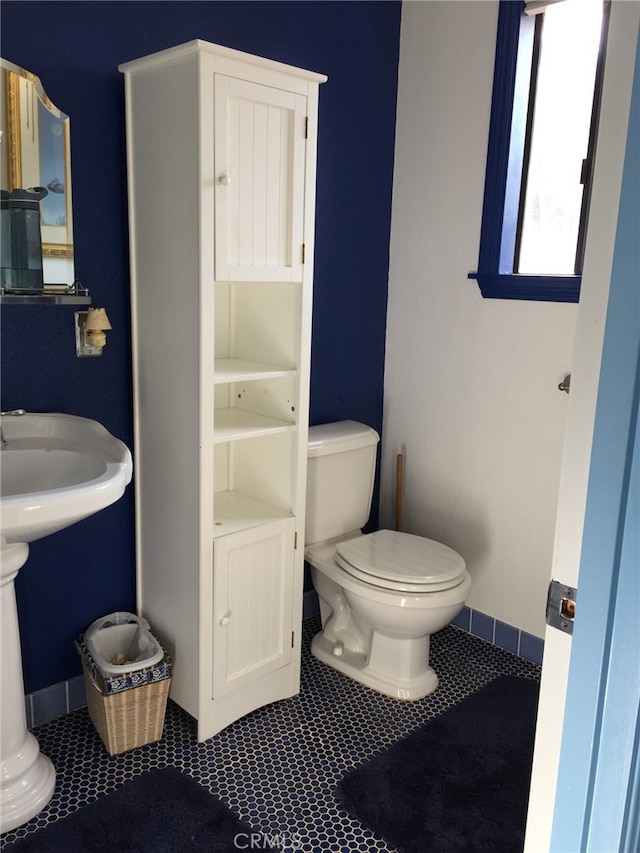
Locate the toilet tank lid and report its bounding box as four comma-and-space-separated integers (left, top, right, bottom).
308, 420, 380, 457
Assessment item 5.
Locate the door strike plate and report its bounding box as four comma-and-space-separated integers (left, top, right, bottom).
546, 580, 577, 635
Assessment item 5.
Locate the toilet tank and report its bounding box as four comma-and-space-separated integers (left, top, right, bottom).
305, 420, 380, 545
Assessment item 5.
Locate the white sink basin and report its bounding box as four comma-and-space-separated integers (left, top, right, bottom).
0, 412, 133, 833
0, 412, 133, 547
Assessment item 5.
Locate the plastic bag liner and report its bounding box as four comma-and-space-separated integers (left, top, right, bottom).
84, 612, 164, 679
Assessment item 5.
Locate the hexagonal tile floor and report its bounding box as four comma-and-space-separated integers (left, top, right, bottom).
1, 618, 540, 851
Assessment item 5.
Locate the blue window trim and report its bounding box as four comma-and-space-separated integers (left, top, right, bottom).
469, 0, 581, 303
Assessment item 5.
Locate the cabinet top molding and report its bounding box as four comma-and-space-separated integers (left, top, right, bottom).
118, 38, 327, 84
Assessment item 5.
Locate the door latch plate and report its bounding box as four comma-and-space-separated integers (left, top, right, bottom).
546, 580, 577, 634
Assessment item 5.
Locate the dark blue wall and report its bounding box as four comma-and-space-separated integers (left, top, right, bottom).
1, 1, 400, 693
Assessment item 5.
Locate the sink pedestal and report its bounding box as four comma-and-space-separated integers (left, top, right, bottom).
0, 412, 133, 831
1, 543, 56, 833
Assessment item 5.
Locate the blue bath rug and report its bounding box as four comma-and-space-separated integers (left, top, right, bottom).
337, 675, 539, 853
4, 767, 265, 852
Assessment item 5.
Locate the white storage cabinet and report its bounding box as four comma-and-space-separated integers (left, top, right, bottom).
119, 41, 325, 740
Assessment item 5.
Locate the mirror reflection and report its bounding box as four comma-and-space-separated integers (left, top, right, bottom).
1, 58, 75, 291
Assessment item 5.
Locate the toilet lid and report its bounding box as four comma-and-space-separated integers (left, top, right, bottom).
335, 530, 466, 593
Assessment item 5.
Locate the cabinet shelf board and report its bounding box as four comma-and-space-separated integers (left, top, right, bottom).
213, 490, 292, 538
214, 358, 296, 384
214, 408, 295, 442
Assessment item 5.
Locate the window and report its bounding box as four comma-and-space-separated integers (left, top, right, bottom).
469, 0, 609, 302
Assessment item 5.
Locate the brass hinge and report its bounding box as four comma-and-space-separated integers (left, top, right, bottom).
291, 631, 295, 648
294, 531, 298, 549
305, 116, 309, 139
301, 244, 306, 264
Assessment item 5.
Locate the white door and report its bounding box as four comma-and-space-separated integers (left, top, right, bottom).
212, 518, 295, 698
214, 75, 307, 283
524, 5, 639, 850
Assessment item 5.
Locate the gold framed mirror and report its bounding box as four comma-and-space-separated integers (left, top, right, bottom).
1, 57, 77, 292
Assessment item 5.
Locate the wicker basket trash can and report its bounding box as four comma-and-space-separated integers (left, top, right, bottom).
76, 612, 172, 755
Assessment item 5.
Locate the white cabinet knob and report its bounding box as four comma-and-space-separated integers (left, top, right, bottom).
219, 612, 231, 627
217, 174, 230, 186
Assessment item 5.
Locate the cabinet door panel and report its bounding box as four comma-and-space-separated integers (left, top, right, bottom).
215, 75, 306, 282
212, 518, 295, 698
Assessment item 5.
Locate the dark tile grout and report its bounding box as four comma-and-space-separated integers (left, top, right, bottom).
1, 617, 540, 851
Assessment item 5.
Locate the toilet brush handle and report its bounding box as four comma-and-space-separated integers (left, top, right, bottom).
395, 453, 404, 532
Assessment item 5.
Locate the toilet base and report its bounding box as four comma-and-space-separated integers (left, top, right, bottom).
310, 631, 439, 701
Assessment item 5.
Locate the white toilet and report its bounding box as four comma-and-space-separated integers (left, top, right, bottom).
305, 420, 471, 700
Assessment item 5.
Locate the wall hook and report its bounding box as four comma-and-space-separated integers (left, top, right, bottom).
558, 374, 571, 394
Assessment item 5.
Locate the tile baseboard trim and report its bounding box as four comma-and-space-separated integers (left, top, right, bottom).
26, 598, 541, 728
26, 674, 87, 729
304, 590, 543, 666
303, 588, 321, 619
26, 598, 321, 728
451, 605, 544, 666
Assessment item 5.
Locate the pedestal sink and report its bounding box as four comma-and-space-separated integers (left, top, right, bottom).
0, 412, 132, 833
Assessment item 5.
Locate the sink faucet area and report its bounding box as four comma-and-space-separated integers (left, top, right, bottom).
0, 408, 26, 449
0, 411, 132, 832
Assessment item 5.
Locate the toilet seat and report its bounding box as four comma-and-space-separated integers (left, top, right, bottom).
335, 529, 466, 593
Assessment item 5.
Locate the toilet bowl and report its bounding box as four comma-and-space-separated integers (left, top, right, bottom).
305, 421, 471, 700
306, 529, 471, 699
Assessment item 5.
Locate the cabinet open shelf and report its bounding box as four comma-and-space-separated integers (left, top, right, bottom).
214, 408, 295, 443
213, 490, 292, 538
214, 359, 296, 384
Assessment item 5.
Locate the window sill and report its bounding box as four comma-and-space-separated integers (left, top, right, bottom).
468, 272, 581, 303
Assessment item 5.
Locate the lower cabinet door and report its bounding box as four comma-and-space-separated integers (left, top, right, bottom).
212, 517, 296, 699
